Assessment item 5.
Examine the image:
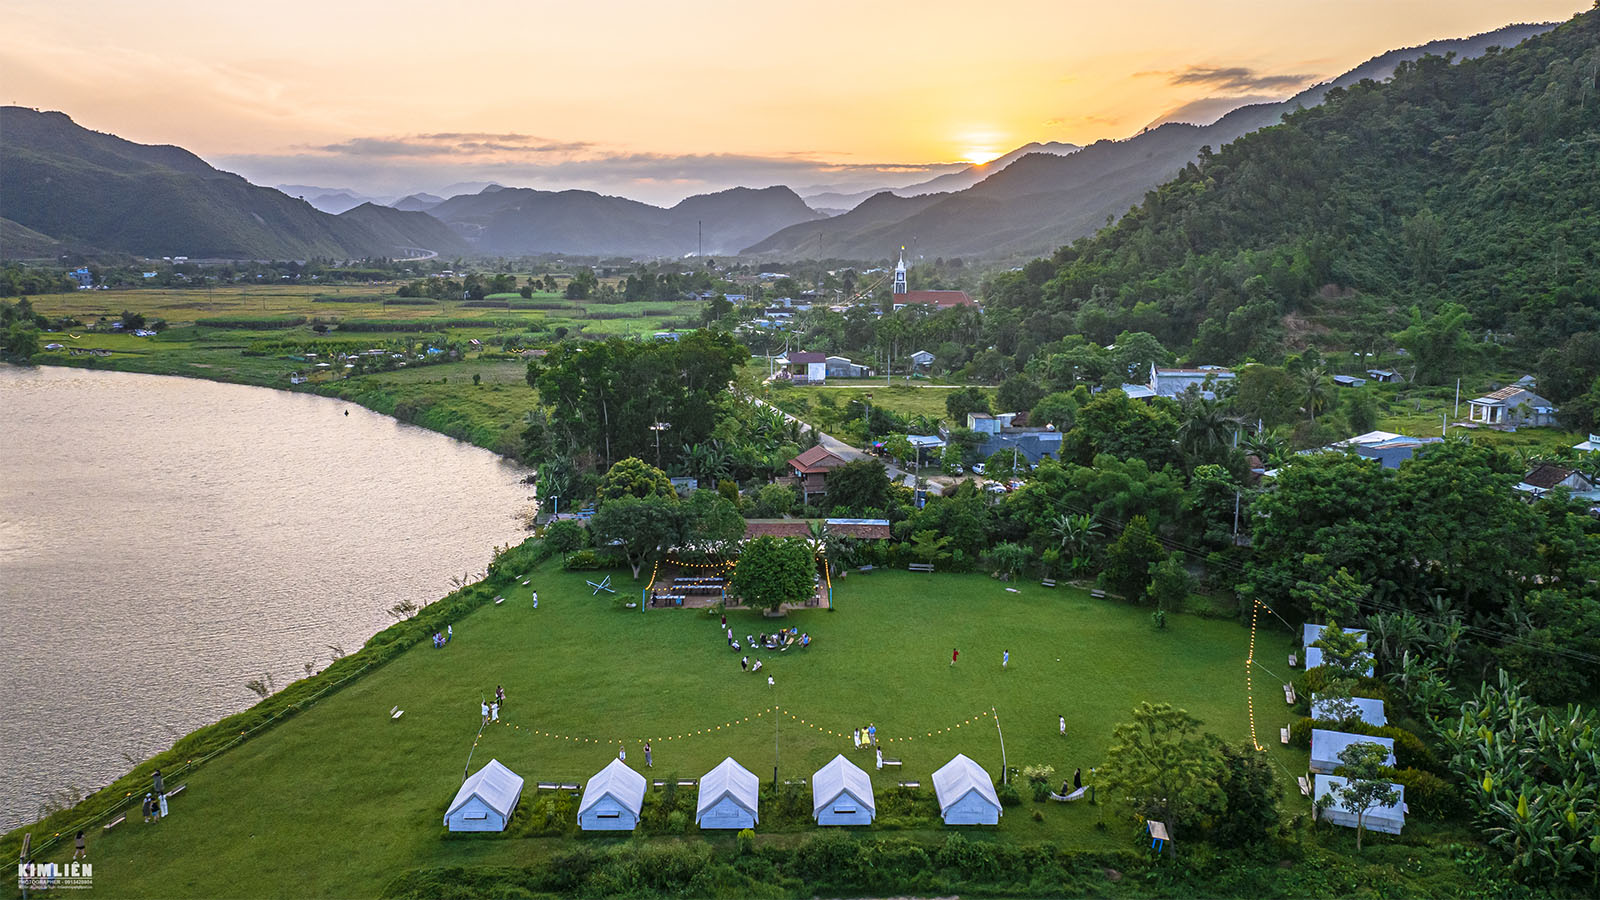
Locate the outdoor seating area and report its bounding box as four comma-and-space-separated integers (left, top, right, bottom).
650, 566, 729, 608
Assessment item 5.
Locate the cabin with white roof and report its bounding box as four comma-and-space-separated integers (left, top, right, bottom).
578, 758, 647, 831
697, 757, 760, 829
812, 754, 876, 825
443, 759, 524, 832
932, 754, 1002, 826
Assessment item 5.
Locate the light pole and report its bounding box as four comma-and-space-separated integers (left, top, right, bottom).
649, 422, 671, 469
863, 392, 873, 451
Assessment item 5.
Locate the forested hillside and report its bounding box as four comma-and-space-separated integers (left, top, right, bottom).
985, 9, 1599, 394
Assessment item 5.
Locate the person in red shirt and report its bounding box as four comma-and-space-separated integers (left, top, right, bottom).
951, 648, 959, 666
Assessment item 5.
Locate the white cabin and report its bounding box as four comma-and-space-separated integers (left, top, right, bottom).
444, 759, 524, 832
812, 754, 875, 826
578, 758, 646, 831
932, 754, 1002, 826
697, 757, 760, 830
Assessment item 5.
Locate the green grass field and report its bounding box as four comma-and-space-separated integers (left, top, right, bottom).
49, 566, 1299, 898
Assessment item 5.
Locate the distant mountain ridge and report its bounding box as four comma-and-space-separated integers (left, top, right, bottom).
747, 21, 1556, 261
0, 108, 468, 260
801, 141, 1081, 211
422, 183, 824, 257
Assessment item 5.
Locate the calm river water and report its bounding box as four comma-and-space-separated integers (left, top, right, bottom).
0, 366, 533, 832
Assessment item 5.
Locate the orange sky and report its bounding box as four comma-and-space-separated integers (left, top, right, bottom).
3, 0, 1589, 201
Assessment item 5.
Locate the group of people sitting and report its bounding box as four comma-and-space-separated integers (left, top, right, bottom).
747, 628, 810, 651
431, 625, 453, 648
739, 656, 764, 673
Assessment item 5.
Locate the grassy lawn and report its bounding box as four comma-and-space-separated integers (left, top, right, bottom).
1368, 381, 1584, 454
55, 566, 1299, 898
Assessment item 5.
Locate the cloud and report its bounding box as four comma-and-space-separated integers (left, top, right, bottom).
1141, 64, 1313, 93
306, 133, 594, 158
1144, 93, 1285, 129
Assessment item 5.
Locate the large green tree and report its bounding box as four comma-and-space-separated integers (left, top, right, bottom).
730, 536, 815, 612
596, 457, 675, 505
1099, 702, 1224, 833
590, 495, 682, 579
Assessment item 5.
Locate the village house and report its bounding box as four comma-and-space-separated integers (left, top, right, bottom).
955, 412, 1062, 464
781, 445, 848, 502
909, 349, 936, 370
1467, 386, 1558, 428
1514, 463, 1598, 502
824, 355, 871, 378
776, 351, 827, 384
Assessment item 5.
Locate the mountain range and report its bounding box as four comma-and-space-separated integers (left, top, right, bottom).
0, 108, 469, 260
745, 21, 1555, 261
421, 184, 824, 257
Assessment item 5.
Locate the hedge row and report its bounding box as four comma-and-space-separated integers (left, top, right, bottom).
195, 315, 308, 329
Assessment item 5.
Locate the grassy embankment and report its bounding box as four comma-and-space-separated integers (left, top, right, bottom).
22, 285, 702, 457
9, 563, 1317, 898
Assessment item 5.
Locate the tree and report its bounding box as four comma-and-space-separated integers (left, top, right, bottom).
729, 536, 815, 612
1393, 302, 1475, 385
1029, 391, 1078, 430
1230, 365, 1301, 428
1176, 395, 1230, 461
996, 375, 1044, 415
564, 269, 598, 300
1109, 330, 1170, 382
2, 321, 40, 360
987, 542, 1032, 580
1147, 552, 1193, 616
681, 490, 745, 557
1101, 515, 1164, 603
1312, 619, 1371, 679
1324, 740, 1401, 851
1066, 391, 1179, 468
749, 482, 796, 518
590, 495, 682, 579
1212, 742, 1283, 848
944, 386, 991, 424
909, 530, 952, 565
597, 457, 675, 505
1099, 702, 1224, 832
543, 520, 587, 558
1344, 389, 1380, 434
826, 458, 889, 514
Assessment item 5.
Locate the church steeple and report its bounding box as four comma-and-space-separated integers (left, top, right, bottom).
893, 246, 907, 295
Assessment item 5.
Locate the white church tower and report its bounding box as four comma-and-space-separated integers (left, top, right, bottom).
893, 246, 908, 295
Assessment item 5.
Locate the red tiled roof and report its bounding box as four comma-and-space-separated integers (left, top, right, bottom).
898, 290, 976, 308
789, 445, 846, 473
1521, 463, 1576, 490
743, 520, 813, 539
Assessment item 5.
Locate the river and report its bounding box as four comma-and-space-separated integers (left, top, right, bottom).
0, 366, 534, 832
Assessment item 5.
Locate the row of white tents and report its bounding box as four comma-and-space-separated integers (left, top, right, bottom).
446, 753, 1004, 832
1302, 623, 1405, 836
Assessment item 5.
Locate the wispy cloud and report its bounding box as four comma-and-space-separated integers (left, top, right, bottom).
306, 133, 595, 158
1141, 64, 1314, 93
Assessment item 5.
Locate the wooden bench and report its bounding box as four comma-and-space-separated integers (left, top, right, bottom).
783, 778, 808, 786
908, 563, 934, 573
537, 782, 560, 790
166, 784, 186, 799
1288, 652, 1298, 668
1089, 589, 1108, 599
1297, 776, 1312, 797
1280, 726, 1291, 745
1283, 683, 1296, 704
1041, 578, 1056, 588
881, 758, 902, 768
653, 780, 669, 788
103, 815, 125, 831
897, 781, 921, 789
677, 779, 698, 787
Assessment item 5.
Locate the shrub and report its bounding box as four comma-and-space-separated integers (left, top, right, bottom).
736, 828, 755, 855
996, 781, 1022, 807
1383, 766, 1461, 819
563, 550, 604, 571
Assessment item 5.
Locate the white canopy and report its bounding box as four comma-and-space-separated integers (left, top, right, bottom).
812, 754, 875, 818
932, 754, 1000, 816
1311, 695, 1387, 727
1310, 729, 1394, 775
1303, 623, 1373, 674
445, 759, 524, 821
697, 757, 760, 822
579, 758, 647, 818
1315, 774, 1406, 834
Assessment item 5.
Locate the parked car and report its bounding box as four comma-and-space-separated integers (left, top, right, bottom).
971, 463, 986, 475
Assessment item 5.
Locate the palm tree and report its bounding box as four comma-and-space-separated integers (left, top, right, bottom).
1243, 428, 1289, 468
1051, 512, 1101, 561
1177, 396, 1230, 458
1291, 350, 1330, 423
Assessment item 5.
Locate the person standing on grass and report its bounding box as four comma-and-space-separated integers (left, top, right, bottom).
618, 743, 626, 762
644, 741, 653, 768
142, 794, 154, 824
153, 769, 167, 817
951, 648, 959, 666
490, 701, 499, 722
1002, 649, 1010, 669
1073, 767, 1082, 790
496, 685, 505, 708
74, 831, 86, 860
868, 723, 876, 746
447, 624, 452, 642
481, 700, 489, 724
1059, 715, 1066, 737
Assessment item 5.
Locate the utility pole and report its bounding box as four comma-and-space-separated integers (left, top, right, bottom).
1454, 378, 1460, 418
698, 220, 702, 258
992, 707, 1007, 784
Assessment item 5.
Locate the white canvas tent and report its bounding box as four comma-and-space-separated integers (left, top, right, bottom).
1311, 695, 1387, 727
1314, 774, 1405, 834
444, 759, 524, 832
696, 757, 760, 829
578, 758, 647, 831
812, 754, 875, 826
1302, 624, 1373, 675
1309, 729, 1394, 775
932, 754, 1002, 825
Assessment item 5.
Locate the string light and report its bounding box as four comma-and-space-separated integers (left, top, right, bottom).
1247, 597, 1262, 751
